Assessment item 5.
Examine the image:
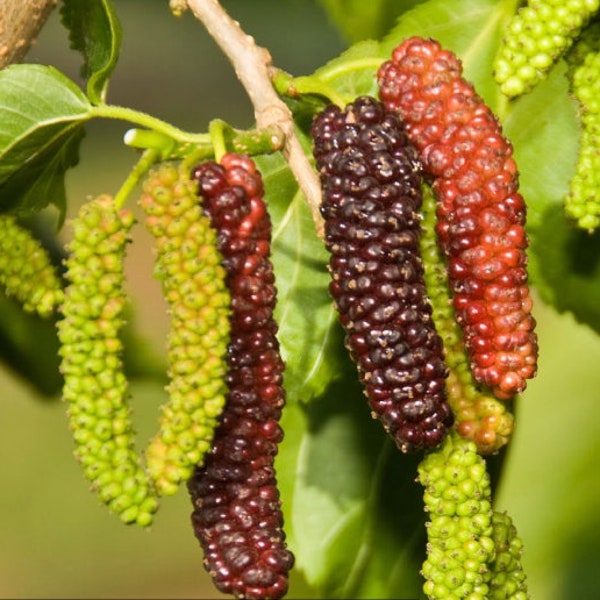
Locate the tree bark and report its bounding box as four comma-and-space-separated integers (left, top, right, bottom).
0, 0, 58, 69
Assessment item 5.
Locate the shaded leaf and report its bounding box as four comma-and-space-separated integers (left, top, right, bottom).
257, 151, 345, 402
315, 0, 426, 44
60, 0, 123, 104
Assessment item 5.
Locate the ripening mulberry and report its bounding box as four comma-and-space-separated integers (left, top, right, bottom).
189, 154, 294, 600
489, 511, 529, 599
57, 195, 158, 527
565, 22, 600, 231
493, 0, 600, 97
0, 214, 63, 317
418, 432, 496, 599
378, 37, 538, 399
310, 95, 453, 452
420, 185, 514, 454
139, 163, 230, 496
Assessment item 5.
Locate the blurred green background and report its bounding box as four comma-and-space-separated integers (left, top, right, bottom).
1, 1, 599, 599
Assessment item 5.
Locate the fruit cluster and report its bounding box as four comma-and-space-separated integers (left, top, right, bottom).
378, 36, 538, 400
565, 21, 600, 231
493, 0, 600, 97
0, 214, 63, 317
420, 186, 514, 454
139, 163, 231, 496
311, 95, 454, 452
189, 154, 294, 600
57, 195, 158, 526
418, 433, 496, 599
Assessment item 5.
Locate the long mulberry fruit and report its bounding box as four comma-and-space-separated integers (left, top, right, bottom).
493, 0, 600, 97
139, 163, 230, 496
489, 511, 529, 599
565, 22, 600, 231
420, 185, 514, 454
188, 154, 294, 600
311, 95, 453, 452
0, 214, 63, 317
57, 195, 158, 526
418, 432, 496, 599
378, 37, 538, 399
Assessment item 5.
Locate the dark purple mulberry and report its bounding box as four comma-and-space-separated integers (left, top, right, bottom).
378, 37, 538, 399
189, 153, 294, 600
311, 96, 453, 452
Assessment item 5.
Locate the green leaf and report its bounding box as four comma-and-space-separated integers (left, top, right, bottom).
257, 150, 345, 402
277, 373, 425, 599
60, 0, 123, 104
316, 0, 427, 43
0, 65, 91, 216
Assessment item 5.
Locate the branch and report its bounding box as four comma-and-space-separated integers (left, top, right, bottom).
185, 0, 324, 238
0, 0, 58, 69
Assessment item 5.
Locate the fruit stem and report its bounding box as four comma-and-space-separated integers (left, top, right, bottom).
91, 103, 209, 146
114, 148, 160, 210
209, 119, 228, 162
271, 69, 349, 109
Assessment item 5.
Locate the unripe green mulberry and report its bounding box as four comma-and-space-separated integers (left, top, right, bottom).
420, 186, 514, 454
489, 511, 529, 599
139, 163, 230, 496
494, 0, 600, 98
0, 214, 63, 317
418, 432, 495, 599
58, 195, 158, 527
565, 22, 600, 231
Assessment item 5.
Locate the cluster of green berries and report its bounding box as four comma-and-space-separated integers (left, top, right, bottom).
493, 0, 600, 98
57, 195, 158, 527
418, 433, 498, 599
311, 96, 453, 452
488, 511, 528, 599
0, 214, 63, 317
565, 22, 600, 231
139, 163, 231, 497
379, 36, 538, 400
420, 186, 514, 454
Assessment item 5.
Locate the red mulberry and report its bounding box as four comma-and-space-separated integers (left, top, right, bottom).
189, 154, 294, 600
420, 185, 514, 454
311, 95, 453, 452
378, 37, 538, 399
139, 163, 230, 497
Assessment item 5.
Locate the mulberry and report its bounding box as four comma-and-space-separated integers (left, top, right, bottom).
418, 432, 495, 599
311, 95, 453, 452
493, 0, 600, 97
565, 23, 600, 231
57, 195, 158, 527
139, 163, 230, 496
489, 511, 529, 599
378, 37, 538, 399
0, 214, 63, 317
420, 185, 514, 454
189, 154, 294, 600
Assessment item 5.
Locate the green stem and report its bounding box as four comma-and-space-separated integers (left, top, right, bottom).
271, 68, 349, 108
91, 103, 209, 145
209, 119, 228, 162
113, 149, 160, 209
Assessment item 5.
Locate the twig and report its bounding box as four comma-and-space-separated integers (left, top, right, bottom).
185, 0, 324, 238
0, 0, 58, 69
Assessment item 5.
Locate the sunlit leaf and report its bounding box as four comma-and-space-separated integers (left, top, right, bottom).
0, 65, 91, 216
